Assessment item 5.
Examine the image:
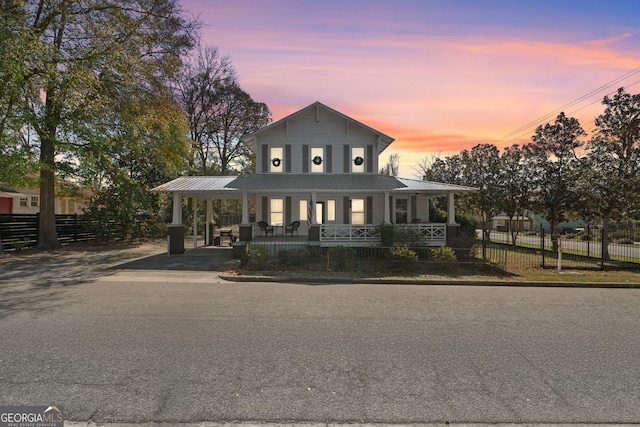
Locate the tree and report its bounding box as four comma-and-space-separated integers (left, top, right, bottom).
173, 45, 236, 174
206, 81, 271, 175
174, 45, 271, 175
498, 144, 534, 245
526, 112, 585, 252
583, 88, 640, 259
3, 0, 197, 249
460, 144, 502, 241
380, 153, 400, 176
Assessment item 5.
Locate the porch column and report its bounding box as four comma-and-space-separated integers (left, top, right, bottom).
383, 191, 391, 224
447, 192, 457, 225
172, 193, 183, 224
446, 192, 459, 245
168, 192, 185, 254
239, 191, 252, 242
308, 192, 319, 241
193, 198, 198, 249
242, 192, 249, 224
206, 199, 213, 245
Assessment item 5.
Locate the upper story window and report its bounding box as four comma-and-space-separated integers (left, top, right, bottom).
352, 147, 365, 173
311, 147, 324, 173
270, 147, 283, 173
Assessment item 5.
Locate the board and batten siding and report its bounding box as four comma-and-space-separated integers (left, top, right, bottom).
254, 109, 380, 174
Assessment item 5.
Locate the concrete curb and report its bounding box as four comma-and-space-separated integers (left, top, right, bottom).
219, 274, 640, 289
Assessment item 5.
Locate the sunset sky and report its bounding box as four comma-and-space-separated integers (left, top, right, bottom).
182, 0, 640, 177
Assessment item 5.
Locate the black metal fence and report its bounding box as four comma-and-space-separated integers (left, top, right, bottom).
240, 242, 496, 274
486, 226, 640, 271
0, 214, 100, 251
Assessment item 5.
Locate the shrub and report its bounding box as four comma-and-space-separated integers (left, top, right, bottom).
390, 246, 418, 271
430, 246, 457, 263
246, 245, 270, 269
327, 246, 355, 271
277, 248, 311, 270
448, 232, 477, 261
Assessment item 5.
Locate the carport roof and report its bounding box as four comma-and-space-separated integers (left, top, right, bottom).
152, 175, 476, 195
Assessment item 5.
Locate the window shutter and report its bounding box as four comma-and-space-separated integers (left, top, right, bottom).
343, 196, 350, 224
261, 196, 268, 222
285, 197, 292, 225
302, 144, 309, 173
326, 145, 332, 173
366, 196, 373, 224
366, 145, 374, 173
285, 145, 292, 173
261, 144, 268, 173
343, 145, 350, 173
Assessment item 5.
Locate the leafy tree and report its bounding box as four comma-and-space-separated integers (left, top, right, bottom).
2, 0, 197, 249
582, 88, 640, 259
498, 144, 534, 245
460, 144, 502, 241
526, 112, 585, 252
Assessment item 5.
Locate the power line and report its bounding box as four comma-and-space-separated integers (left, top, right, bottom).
495, 67, 640, 145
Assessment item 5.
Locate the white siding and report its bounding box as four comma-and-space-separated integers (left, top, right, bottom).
255, 106, 380, 175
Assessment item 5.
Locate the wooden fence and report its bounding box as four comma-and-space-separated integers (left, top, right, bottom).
0, 214, 97, 251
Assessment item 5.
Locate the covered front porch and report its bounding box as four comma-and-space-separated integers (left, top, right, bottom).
152, 175, 476, 254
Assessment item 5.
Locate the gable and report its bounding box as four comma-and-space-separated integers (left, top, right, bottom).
243, 102, 394, 154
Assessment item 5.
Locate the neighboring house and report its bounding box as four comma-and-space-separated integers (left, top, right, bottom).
492, 214, 533, 232
153, 102, 476, 254
0, 187, 88, 215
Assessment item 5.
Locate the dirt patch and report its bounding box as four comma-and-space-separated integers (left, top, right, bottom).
0, 239, 167, 272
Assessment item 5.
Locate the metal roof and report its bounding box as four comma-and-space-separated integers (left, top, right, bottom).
152, 175, 477, 195
151, 176, 237, 194
228, 174, 406, 192
396, 178, 478, 194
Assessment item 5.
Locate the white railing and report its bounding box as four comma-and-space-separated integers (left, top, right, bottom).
319, 223, 447, 244
320, 224, 379, 241
394, 223, 446, 243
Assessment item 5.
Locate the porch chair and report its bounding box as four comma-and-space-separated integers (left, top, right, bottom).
258, 221, 274, 236
285, 220, 300, 236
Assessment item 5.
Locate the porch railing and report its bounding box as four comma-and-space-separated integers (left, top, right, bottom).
395, 223, 446, 244
320, 224, 379, 241
319, 223, 447, 244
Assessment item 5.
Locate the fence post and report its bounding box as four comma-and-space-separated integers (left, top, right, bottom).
73, 214, 78, 242
557, 238, 562, 272
601, 225, 605, 270
541, 226, 545, 268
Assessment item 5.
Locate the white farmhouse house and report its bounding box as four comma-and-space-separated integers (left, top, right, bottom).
153, 102, 476, 254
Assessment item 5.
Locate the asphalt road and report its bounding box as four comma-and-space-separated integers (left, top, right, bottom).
1, 273, 639, 423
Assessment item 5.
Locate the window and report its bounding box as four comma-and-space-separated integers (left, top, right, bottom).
352, 147, 365, 173
311, 147, 324, 173
61, 198, 76, 214
299, 199, 308, 222
270, 147, 283, 173
395, 198, 408, 224
351, 198, 365, 224
19, 197, 27, 207
327, 199, 335, 222
270, 198, 284, 226
30, 196, 38, 207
